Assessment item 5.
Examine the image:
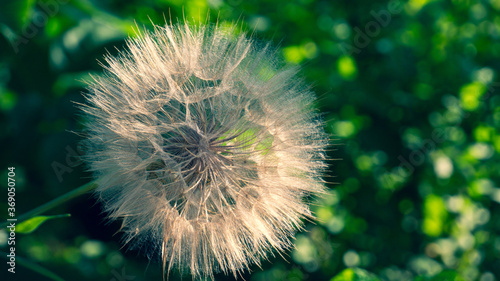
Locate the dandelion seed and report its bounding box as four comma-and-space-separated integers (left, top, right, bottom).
81, 22, 328, 279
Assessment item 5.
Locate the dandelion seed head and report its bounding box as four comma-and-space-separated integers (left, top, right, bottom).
81, 22, 328, 279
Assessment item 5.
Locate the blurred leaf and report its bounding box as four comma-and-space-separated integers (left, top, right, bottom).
422, 194, 447, 237
459, 82, 486, 111
283, 45, 305, 64
337, 56, 357, 80
17, 214, 71, 234
331, 268, 381, 281
0, 89, 17, 111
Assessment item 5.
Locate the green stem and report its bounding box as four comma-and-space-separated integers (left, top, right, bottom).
2, 181, 97, 229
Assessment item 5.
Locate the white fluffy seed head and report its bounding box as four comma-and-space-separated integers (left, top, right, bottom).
81, 22, 328, 279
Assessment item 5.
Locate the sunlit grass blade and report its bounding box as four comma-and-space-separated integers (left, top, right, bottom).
16, 214, 71, 234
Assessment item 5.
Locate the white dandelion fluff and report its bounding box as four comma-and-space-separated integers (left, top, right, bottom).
81, 22, 328, 279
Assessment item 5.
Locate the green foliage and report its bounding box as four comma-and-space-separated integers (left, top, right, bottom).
1, 0, 499, 280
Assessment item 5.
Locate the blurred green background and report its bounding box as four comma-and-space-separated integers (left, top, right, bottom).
0, 0, 499, 280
